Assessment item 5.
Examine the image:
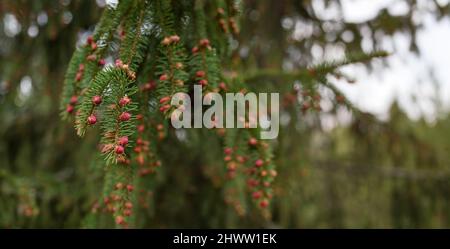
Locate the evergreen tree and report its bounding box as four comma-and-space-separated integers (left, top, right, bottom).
0, 0, 449, 228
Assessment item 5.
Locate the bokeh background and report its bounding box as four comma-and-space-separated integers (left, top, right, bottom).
1, 0, 450, 228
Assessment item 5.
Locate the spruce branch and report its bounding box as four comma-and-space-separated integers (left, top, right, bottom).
60, 1, 132, 120
75, 67, 123, 137
155, 38, 189, 118
243, 50, 390, 82
99, 68, 138, 166
119, 0, 154, 71
189, 39, 222, 91
153, 0, 176, 35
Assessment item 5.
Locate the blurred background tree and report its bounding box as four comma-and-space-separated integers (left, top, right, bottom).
1, 0, 450, 228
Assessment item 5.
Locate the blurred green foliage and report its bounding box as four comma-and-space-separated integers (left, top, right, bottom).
1, 0, 450, 228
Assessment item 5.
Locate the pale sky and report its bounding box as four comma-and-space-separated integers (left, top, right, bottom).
324, 0, 450, 122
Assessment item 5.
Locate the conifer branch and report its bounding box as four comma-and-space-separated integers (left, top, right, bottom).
243, 50, 390, 82
53, 0, 398, 227
60, 1, 132, 120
